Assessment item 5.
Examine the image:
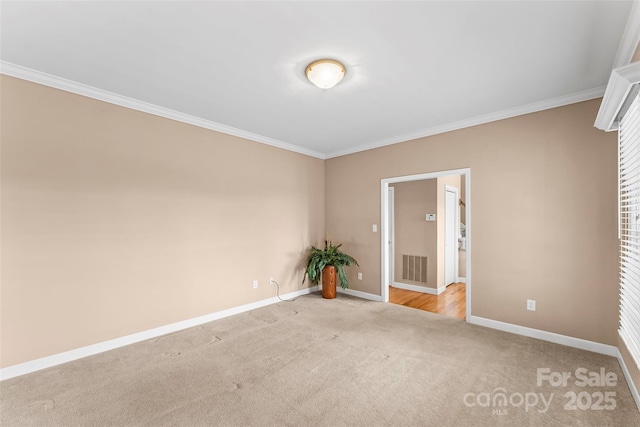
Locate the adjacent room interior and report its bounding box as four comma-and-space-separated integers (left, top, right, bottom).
2, 1, 640, 425
386, 172, 468, 320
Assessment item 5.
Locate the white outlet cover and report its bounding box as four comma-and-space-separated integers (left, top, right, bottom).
527, 299, 536, 311
372, 224, 378, 232
357, 272, 363, 280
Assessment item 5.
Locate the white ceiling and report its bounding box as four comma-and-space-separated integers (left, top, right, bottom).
0, 1, 635, 158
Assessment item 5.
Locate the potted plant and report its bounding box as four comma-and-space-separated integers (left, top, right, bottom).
303, 240, 359, 299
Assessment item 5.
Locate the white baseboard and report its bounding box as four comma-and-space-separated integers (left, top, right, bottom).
456, 277, 467, 283
336, 286, 382, 302
0, 285, 320, 381
468, 315, 618, 357
469, 315, 640, 410
5, 288, 637, 414
392, 281, 444, 295
616, 348, 640, 412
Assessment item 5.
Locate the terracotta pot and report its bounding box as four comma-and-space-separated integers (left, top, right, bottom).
322, 265, 337, 299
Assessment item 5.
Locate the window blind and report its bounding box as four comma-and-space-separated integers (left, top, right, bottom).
618, 91, 640, 370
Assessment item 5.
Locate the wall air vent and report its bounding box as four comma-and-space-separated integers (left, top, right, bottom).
402, 255, 427, 283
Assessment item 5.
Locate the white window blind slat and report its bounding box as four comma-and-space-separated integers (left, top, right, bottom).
620, 166, 640, 183
620, 283, 640, 306
622, 162, 639, 175
621, 268, 640, 283
621, 247, 640, 260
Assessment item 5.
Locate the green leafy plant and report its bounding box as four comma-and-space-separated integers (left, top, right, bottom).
303, 241, 359, 289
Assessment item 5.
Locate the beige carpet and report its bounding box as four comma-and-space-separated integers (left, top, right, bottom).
1, 292, 639, 426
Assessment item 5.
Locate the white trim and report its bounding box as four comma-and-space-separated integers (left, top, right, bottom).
392, 282, 445, 295
612, 0, 640, 69
469, 315, 640, 411
456, 277, 467, 284
388, 186, 395, 290
464, 172, 471, 322
0, 61, 326, 160
382, 182, 390, 303
616, 348, 640, 411
468, 315, 618, 357
382, 169, 470, 186
0, 286, 319, 381
336, 286, 382, 302
328, 87, 604, 159
1, 61, 605, 161
595, 62, 640, 131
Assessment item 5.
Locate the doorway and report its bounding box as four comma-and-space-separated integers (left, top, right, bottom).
381, 169, 471, 321
388, 186, 395, 288
389, 284, 466, 319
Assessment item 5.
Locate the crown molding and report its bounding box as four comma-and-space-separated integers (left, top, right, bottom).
326, 86, 605, 159
595, 62, 640, 131
0, 61, 326, 160
1, 61, 607, 161
613, 0, 640, 68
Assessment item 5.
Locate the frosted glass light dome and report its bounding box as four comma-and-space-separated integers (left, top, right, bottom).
305, 59, 346, 89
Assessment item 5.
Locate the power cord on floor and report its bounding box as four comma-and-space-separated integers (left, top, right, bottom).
270, 279, 299, 302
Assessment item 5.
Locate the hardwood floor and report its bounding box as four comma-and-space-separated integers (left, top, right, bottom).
389, 283, 466, 320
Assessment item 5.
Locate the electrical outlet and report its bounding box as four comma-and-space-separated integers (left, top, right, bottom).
357, 272, 363, 280
269, 277, 274, 284
253, 280, 258, 289
527, 299, 536, 311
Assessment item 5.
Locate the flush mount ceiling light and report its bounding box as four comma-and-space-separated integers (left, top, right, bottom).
305, 59, 346, 89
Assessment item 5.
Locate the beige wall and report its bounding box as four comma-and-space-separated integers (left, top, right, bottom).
458, 249, 466, 278
3, 75, 637, 395
325, 99, 619, 348
0, 76, 325, 367
391, 180, 438, 289
392, 175, 463, 290
632, 42, 640, 63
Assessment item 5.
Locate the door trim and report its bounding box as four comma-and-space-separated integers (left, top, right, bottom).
387, 187, 395, 290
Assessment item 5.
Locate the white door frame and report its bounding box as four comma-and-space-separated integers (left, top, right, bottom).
388, 186, 395, 288
444, 185, 459, 287
381, 168, 471, 321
